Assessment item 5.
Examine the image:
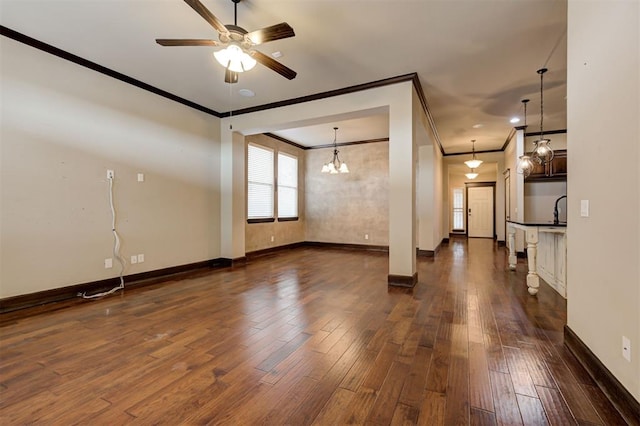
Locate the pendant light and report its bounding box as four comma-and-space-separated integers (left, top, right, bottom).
464, 139, 483, 169
321, 127, 349, 174
532, 68, 554, 162
517, 99, 534, 177
465, 169, 479, 180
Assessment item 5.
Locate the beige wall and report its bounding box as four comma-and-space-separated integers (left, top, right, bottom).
305, 142, 389, 246
524, 181, 567, 222
0, 38, 221, 298
567, 0, 639, 400
244, 134, 305, 252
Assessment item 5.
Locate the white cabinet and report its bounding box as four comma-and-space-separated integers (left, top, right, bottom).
507, 222, 567, 297
537, 231, 567, 297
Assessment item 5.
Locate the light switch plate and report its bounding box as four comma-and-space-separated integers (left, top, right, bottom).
580, 200, 589, 217
131, 255, 138, 264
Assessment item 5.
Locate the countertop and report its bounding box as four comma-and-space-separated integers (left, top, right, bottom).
507, 220, 567, 228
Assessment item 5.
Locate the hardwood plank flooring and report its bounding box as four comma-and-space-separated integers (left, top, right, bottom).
0, 238, 633, 425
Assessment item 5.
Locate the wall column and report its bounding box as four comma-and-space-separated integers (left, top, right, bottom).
388, 90, 417, 287
220, 125, 245, 260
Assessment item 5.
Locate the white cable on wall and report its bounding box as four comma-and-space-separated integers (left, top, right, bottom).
79, 175, 125, 299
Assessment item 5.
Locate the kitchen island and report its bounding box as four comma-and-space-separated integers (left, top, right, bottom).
507, 220, 567, 297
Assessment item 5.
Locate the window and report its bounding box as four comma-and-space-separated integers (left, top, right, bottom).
452, 187, 464, 231
278, 152, 298, 219
247, 144, 274, 219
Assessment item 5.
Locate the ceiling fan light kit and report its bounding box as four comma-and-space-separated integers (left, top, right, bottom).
156, 0, 297, 83
213, 44, 256, 72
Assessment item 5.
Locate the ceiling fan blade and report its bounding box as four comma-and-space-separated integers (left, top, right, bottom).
250, 50, 297, 80
156, 39, 219, 47
246, 23, 295, 45
225, 69, 239, 84
184, 0, 228, 34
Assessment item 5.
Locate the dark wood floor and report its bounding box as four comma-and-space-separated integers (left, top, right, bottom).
0, 238, 631, 425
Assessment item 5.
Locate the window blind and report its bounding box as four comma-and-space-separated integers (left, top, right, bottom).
278, 153, 298, 218
452, 187, 464, 230
248, 144, 274, 219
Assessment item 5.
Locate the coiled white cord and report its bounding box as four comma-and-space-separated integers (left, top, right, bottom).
79, 176, 125, 299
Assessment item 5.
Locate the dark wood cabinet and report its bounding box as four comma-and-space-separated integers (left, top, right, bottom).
526, 149, 567, 181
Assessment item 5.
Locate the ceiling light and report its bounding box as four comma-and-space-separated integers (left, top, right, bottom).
465, 169, 479, 180
510, 117, 520, 123
213, 44, 256, 73
464, 139, 483, 169
272, 51, 283, 58
472, 124, 483, 129
321, 127, 349, 174
238, 88, 255, 97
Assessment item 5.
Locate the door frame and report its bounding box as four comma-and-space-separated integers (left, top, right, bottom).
465, 182, 496, 239
503, 168, 511, 242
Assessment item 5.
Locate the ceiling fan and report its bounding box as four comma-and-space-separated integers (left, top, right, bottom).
156, 0, 297, 83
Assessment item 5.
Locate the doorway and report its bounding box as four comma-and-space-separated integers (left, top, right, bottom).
467, 184, 495, 238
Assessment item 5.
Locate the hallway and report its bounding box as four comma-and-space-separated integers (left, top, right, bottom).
0, 239, 629, 424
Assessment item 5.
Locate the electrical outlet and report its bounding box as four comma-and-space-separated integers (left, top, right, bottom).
107, 169, 114, 179
622, 336, 631, 362
104, 258, 113, 269
365, 234, 369, 240
137, 173, 144, 182
137, 254, 144, 263
271, 236, 275, 242
130, 255, 138, 264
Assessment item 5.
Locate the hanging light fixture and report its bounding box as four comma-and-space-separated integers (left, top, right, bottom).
518, 68, 555, 176
517, 98, 534, 177
321, 127, 349, 174
465, 169, 479, 180
464, 139, 483, 169
532, 67, 554, 162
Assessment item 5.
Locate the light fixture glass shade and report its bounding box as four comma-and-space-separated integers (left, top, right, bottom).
464, 159, 483, 169
465, 170, 479, 179
518, 155, 534, 176
321, 164, 330, 173
533, 139, 554, 161
338, 163, 349, 173
213, 44, 256, 73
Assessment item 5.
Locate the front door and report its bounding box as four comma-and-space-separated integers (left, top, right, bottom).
468, 186, 494, 238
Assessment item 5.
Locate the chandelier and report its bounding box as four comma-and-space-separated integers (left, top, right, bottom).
321, 127, 349, 174
464, 139, 483, 169
518, 68, 554, 177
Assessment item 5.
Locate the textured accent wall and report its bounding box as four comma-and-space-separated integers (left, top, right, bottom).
244, 134, 305, 253
305, 142, 389, 245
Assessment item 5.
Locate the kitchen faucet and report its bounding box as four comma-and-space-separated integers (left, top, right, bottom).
553, 195, 567, 224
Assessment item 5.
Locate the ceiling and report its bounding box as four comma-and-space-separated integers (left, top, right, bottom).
0, 0, 567, 154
